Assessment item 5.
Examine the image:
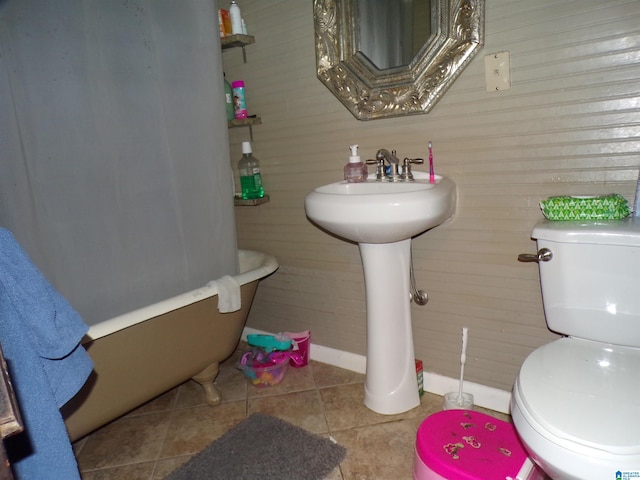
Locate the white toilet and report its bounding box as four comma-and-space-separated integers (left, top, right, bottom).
511, 218, 640, 479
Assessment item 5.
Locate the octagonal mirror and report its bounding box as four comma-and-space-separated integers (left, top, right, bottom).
313, 0, 485, 120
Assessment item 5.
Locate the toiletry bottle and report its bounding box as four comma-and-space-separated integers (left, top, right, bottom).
238, 141, 265, 200
343, 144, 368, 183
229, 1, 242, 35
232, 80, 247, 119
224, 73, 234, 122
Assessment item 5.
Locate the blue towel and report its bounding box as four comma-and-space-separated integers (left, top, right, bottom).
0, 228, 93, 479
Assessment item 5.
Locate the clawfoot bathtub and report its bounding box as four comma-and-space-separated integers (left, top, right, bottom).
62, 249, 277, 441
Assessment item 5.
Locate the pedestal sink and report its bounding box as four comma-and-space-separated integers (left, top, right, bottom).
304, 172, 457, 414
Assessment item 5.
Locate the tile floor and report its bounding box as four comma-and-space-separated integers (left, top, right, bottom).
73, 346, 510, 480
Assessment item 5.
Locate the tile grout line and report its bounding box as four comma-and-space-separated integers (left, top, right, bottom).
150, 384, 183, 480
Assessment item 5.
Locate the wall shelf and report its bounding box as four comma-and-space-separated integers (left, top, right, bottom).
221, 34, 255, 62
228, 117, 261, 128
228, 117, 261, 140
234, 195, 270, 206
221, 34, 255, 49
223, 34, 265, 206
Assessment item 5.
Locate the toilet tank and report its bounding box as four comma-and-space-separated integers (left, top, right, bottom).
532, 217, 640, 347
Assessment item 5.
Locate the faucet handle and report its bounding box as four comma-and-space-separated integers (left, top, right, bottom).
401, 158, 424, 181
367, 158, 385, 180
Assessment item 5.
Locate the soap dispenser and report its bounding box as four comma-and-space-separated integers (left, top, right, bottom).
343, 144, 368, 183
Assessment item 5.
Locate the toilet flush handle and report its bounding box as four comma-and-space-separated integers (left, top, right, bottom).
517, 248, 552, 263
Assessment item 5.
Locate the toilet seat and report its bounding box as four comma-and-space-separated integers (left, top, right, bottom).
512, 337, 640, 478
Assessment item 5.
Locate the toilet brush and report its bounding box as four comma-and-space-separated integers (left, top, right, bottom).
457, 327, 468, 403
443, 327, 474, 410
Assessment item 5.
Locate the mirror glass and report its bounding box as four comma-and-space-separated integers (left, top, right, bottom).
313, 0, 485, 120
357, 0, 432, 70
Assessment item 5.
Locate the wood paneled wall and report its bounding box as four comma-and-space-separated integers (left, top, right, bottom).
223, 0, 640, 391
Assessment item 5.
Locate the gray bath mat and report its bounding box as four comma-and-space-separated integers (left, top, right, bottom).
165, 413, 346, 480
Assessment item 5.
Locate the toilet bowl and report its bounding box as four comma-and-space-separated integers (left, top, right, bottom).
511, 338, 640, 479
512, 218, 640, 479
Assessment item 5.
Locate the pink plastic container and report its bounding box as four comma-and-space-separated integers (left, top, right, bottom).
413, 410, 539, 480
239, 358, 288, 388
284, 330, 310, 368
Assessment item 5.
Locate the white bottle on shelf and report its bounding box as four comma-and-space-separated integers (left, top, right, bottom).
229, 1, 242, 35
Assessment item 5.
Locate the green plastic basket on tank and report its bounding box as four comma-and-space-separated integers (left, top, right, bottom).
539, 194, 631, 221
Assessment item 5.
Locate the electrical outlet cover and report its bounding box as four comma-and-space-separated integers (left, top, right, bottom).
484, 51, 510, 92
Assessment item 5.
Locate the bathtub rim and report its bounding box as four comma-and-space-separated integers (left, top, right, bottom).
86, 249, 278, 341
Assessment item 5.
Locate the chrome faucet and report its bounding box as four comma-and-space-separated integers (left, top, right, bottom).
365, 149, 402, 181
376, 148, 400, 166
367, 149, 423, 182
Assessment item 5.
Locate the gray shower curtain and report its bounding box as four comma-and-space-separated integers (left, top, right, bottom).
0, 0, 238, 325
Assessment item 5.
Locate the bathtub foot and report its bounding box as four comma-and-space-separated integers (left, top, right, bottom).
192, 363, 222, 406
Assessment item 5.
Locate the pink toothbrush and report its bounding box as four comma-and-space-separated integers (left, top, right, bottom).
428, 141, 435, 184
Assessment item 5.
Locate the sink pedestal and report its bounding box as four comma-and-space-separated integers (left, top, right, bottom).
359, 239, 420, 415
304, 174, 457, 415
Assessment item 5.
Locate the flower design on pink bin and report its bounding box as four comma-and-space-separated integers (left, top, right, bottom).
463, 435, 481, 448
485, 422, 496, 431
499, 447, 512, 457
443, 442, 464, 460
460, 422, 473, 429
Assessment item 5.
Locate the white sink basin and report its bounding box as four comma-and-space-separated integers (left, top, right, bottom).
304, 173, 456, 244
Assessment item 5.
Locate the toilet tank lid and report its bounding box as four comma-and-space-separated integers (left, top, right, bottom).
532, 217, 640, 246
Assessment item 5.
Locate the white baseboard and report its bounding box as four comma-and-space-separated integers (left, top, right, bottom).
242, 327, 512, 414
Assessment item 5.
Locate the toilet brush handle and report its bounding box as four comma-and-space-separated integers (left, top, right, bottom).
461, 328, 468, 366
458, 328, 469, 400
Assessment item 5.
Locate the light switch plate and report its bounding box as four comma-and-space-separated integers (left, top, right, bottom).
484, 51, 510, 92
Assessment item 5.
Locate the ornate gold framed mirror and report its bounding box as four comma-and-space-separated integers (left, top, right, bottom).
313, 0, 485, 120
